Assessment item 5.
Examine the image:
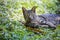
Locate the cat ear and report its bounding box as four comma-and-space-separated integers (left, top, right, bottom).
22, 7, 27, 13
31, 6, 37, 13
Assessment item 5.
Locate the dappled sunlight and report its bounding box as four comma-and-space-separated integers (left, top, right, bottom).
0, 0, 60, 40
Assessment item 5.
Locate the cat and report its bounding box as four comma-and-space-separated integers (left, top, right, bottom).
22, 6, 60, 29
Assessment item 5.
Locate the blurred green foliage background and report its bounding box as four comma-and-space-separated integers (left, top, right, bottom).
0, 0, 60, 40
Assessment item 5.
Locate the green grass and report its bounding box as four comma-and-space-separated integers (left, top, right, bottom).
0, 0, 60, 40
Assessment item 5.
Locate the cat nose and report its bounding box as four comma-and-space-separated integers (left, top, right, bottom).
29, 15, 34, 20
